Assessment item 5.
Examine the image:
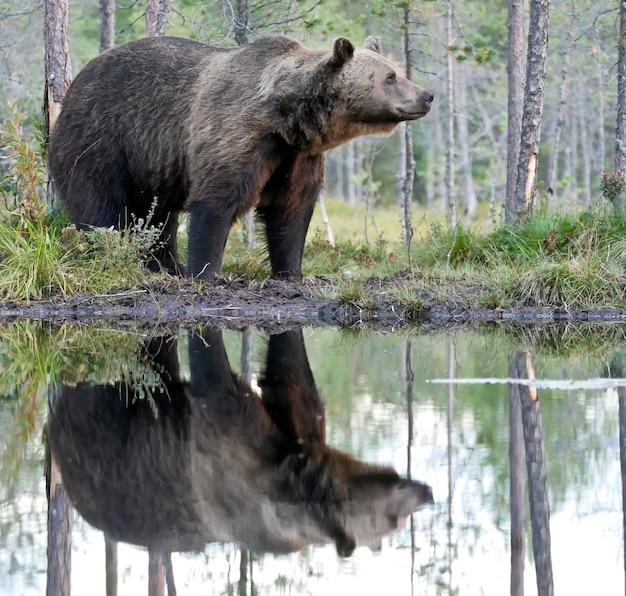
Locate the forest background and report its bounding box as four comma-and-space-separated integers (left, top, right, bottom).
0, 0, 624, 310
4, 1, 615, 227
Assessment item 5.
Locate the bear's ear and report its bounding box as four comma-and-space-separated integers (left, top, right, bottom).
364, 35, 382, 54
328, 37, 354, 70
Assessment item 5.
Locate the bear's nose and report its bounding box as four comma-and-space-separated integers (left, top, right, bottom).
423, 91, 434, 104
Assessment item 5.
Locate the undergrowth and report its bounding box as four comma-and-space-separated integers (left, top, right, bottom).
0, 103, 162, 300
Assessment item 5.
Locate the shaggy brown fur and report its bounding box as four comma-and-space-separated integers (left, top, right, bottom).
47, 35, 433, 279
48, 329, 433, 556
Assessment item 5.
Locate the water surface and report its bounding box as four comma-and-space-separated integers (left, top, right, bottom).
0, 322, 623, 595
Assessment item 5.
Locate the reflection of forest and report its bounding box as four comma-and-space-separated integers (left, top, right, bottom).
0, 323, 623, 594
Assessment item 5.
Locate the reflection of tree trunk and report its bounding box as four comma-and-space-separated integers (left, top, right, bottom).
619, 388, 626, 594
105, 536, 118, 596
239, 549, 249, 594
508, 354, 527, 596
148, 551, 165, 596
241, 329, 254, 382
512, 351, 553, 596
46, 385, 72, 596
446, 339, 455, 582
405, 339, 416, 584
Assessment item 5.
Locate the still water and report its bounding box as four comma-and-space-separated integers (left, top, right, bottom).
0, 322, 623, 595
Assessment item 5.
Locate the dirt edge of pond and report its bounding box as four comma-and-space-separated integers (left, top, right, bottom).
1, 271, 625, 332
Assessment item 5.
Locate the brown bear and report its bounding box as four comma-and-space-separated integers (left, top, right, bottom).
48, 328, 433, 557
47, 35, 433, 279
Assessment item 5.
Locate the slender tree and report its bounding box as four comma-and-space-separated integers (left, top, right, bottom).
400, 4, 416, 244
43, 0, 72, 208
505, 0, 525, 223
100, 0, 115, 52
455, 62, 477, 218
445, 1, 457, 228
615, 0, 626, 210
545, 3, 575, 202
513, 0, 550, 221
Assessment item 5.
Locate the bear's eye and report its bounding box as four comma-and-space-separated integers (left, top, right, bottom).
386, 73, 396, 84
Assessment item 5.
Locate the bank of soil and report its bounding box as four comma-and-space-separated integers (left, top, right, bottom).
1, 270, 625, 332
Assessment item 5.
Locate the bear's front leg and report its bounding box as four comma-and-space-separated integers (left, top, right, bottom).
187, 204, 235, 280
257, 154, 324, 280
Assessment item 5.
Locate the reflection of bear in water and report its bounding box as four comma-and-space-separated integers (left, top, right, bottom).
47, 35, 433, 279
48, 329, 432, 557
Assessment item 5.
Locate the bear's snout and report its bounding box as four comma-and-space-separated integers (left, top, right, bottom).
422, 90, 434, 104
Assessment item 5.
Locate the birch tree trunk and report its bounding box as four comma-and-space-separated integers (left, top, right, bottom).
512, 0, 550, 222
100, 0, 115, 53
145, 0, 168, 37
615, 0, 626, 209
44, 0, 72, 208
445, 1, 457, 228
505, 0, 525, 223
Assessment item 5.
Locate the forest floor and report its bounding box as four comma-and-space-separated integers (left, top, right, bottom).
2, 269, 626, 333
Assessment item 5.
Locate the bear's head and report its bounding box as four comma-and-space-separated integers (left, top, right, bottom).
322, 36, 433, 149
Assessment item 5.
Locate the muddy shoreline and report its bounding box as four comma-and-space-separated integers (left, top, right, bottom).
2, 274, 626, 332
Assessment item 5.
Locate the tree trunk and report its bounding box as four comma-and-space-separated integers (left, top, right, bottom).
617, 0, 626, 172
455, 62, 477, 218
616, 0, 626, 209
145, 0, 168, 37
363, 140, 376, 244
43, 0, 72, 208
100, 0, 115, 53
233, 0, 256, 247
579, 100, 592, 205
235, 0, 250, 46
400, 2, 416, 244
513, 0, 550, 222
545, 7, 574, 203
445, 1, 457, 228
594, 29, 606, 186
505, 0, 525, 223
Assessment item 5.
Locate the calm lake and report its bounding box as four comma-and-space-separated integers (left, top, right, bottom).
0, 321, 624, 595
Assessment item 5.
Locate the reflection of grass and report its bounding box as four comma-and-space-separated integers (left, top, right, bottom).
0, 321, 159, 395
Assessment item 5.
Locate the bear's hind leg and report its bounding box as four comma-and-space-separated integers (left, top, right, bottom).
146, 213, 185, 276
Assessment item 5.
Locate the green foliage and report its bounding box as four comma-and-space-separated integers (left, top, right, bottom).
601, 170, 625, 207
